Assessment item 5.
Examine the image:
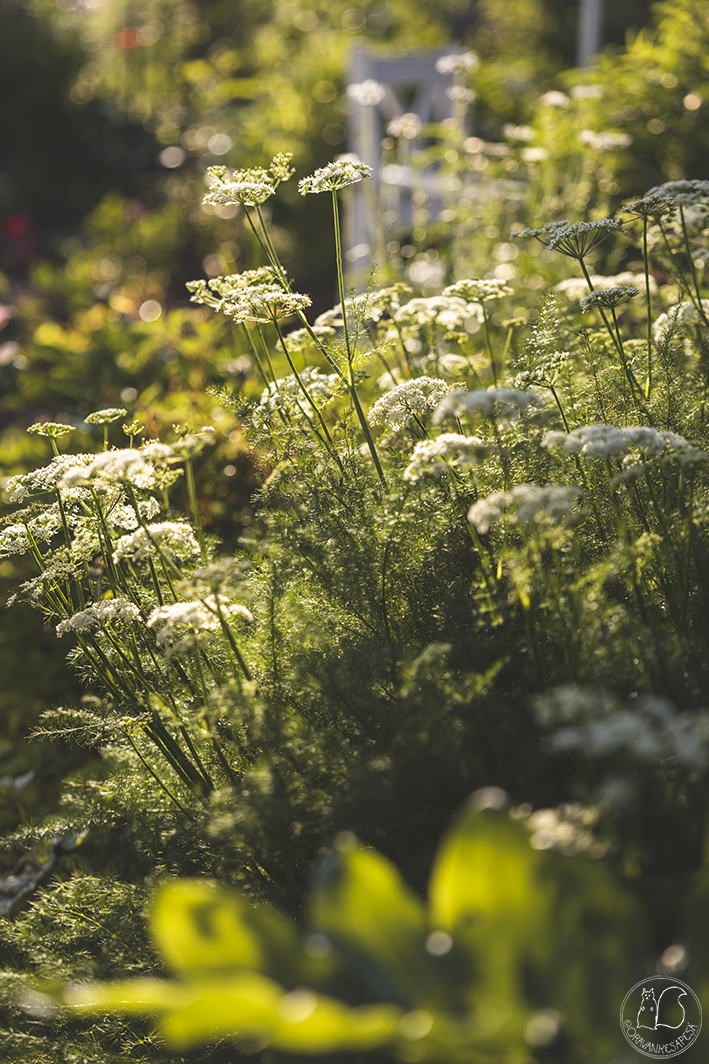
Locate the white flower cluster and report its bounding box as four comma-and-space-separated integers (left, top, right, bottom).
346, 80, 387, 106
147, 596, 253, 657
580, 285, 639, 311
543, 424, 690, 459
435, 51, 478, 74
514, 802, 604, 857
468, 484, 582, 533
315, 284, 414, 330
653, 300, 709, 342
202, 155, 294, 207
540, 90, 570, 108
645, 179, 709, 208
554, 272, 656, 302
26, 421, 73, 438
56, 597, 141, 638
186, 267, 278, 311
113, 522, 200, 565
579, 129, 631, 151
536, 685, 709, 769
298, 158, 372, 195
189, 275, 311, 324
394, 294, 483, 331
284, 325, 336, 351
515, 218, 625, 258
257, 367, 340, 417
503, 124, 534, 142
443, 278, 513, 302
0, 524, 30, 558
367, 377, 450, 430
60, 449, 157, 490
84, 407, 127, 425
403, 433, 491, 482
434, 387, 545, 424
6, 455, 94, 503
0, 507, 66, 554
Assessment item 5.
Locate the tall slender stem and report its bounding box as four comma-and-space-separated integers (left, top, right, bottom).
331, 189, 387, 487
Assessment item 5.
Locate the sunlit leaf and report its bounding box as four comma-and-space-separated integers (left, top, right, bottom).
310, 841, 461, 1009
429, 802, 648, 1057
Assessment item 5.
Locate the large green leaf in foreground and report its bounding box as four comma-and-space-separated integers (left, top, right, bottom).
65, 798, 649, 1060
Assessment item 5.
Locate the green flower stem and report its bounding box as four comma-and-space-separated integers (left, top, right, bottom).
255, 323, 280, 389
272, 321, 344, 474
144, 709, 213, 798
78, 632, 134, 704
331, 188, 387, 487
480, 301, 497, 386
679, 206, 709, 329
90, 488, 127, 597
239, 322, 272, 388
500, 323, 515, 380
641, 215, 654, 397
185, 458, 206, 559
548, 383, 570, 433
390, 315, 414, 377
209, 597, 252, 683
122, 726, 193, 817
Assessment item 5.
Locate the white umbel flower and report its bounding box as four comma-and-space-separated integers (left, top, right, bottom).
60, 449, 157, 490
403, 434, 491, 481
434, 387, 545, 423
543, 424, 689, 459
299, 158, 372, 195
56, 598, 141, 637
147, 596, 252, 657
0, 524, 30, 558
468, 484, 582, 533
368, 377, 450, 430
113, 522, 200, 564
6, 455, 94, 503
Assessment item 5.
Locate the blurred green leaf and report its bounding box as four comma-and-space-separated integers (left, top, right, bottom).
311, 842, 457, 1010
429, 801, 648, 1057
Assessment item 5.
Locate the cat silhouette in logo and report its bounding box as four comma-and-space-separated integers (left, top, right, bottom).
637, 986, 686, 1031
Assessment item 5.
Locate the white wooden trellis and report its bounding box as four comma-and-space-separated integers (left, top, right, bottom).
344, 46, 458, 276
344, 6, 607, 274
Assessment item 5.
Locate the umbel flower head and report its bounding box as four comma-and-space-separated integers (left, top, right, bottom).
623, 194, 676, 221
644, 179, 709, 209
299, 157, 372, 195
228, 286, 312, 324
434, 387, 545, 423
468, 484, 582, 533
26, 422, 73, 438
543, 424, 690, 459
203, 154, 294, 207
513, 218, 625, 259
403, 433, 491, 482
346, 80, 387, 107
186, 268, 278, 311
56, 598, 141, 638
187, 273, 310, 323
581, 286, 639, 311
84, 408, 127, 425
367, 377, 450, 431
435, 51, 478, 74
444, 278, 513, 302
